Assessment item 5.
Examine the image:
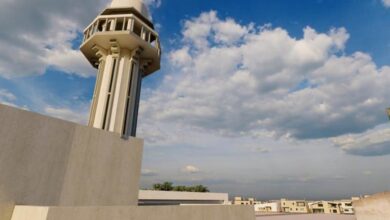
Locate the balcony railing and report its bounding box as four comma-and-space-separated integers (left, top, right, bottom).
83, 14, 161, 55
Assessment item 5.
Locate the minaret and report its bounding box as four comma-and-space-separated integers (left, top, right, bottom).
80, 0, 161, 137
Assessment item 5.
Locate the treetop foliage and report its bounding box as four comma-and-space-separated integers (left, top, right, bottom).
152, 182, 210, 193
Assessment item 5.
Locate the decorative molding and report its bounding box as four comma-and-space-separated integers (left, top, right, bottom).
109, 39, 121, 57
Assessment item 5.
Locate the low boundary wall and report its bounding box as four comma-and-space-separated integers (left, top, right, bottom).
10, 205, 255, 220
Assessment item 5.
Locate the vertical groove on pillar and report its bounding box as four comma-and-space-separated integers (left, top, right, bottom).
131, 69, 142, 137
102, 58, 118, 130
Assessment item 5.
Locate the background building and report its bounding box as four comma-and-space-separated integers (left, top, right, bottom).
308, 201, 340, 214
254, 201, 281, 213
233, 197, 259, 205
138, 190, 229, 206
280, 199, 309, 213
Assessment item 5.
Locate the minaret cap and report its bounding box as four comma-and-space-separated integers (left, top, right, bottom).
110, 0, 150, 19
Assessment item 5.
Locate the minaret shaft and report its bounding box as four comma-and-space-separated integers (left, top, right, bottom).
89, 48, 143, 137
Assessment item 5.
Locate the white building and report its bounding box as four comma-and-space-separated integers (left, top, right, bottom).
138, 190, 229, 206
254, 201, 281, 213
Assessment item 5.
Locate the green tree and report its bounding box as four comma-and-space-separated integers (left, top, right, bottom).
193, 185, 209, 192
152, 183, 162, 191
152, 183, 209, 193
160, 182, 174, 191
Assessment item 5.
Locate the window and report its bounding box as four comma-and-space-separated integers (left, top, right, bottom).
97, 19, 107, 32
115, 17, 124, 31
150, 33, 157, 47
107, 19, 114, 31
133, 20, 142, 37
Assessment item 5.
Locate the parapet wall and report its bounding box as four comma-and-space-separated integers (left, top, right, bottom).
10, 205, 255, 220
353, 192, 390, 220
0, 104, 143, 206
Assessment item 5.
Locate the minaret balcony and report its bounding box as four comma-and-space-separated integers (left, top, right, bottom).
80, 14, 161, 75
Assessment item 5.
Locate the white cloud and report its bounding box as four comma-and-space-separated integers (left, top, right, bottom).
181, 165, 201, 174
44, 105, 89, 125
141, 169, 158, 177
0, 90, 17, 108
182, 11, 253, 49
363, 170, 373, 176
0, 89, 16, 101
140, 11, 390, 146
254, 147, 270, 154
0, 0, 163, 78
143, 0, 162, 8
333, 126, 390, 156
0, 0, 107, 78
382, 0, 390, 8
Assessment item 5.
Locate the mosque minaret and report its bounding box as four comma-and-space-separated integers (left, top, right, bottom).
80, 0, 161, 137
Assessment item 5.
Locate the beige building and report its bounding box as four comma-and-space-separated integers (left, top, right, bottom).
308, 200, 354, 215
308, 201, 340, 214
254, 201, 281, 213
280, 199, 309, 213
338, 200, 354, 215
233, 197, 258, 205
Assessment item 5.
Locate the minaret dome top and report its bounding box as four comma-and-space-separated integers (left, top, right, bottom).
109, 0, 150, 19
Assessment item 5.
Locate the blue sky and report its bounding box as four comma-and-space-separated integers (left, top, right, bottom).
1, 0, 390, 200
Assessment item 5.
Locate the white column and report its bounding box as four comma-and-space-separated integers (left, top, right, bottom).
109, 52, 129, 132
93, 55, 115, 129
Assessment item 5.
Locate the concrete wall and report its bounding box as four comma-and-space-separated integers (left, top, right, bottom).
0, 104, 143, 206
353, 192, 390, 220
10, 205, 255, 220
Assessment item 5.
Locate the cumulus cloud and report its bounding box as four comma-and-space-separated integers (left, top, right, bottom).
0, 89, 17, 107
181, 165, 201, 174
382, 0, 390, 8
140, 11, 390, 145
141, 169, 158, 177
0, 0, 108, 78
333, 127, 390, 156
143, 0, 162, 8
254, 147, 270, 154
0, 0, 163, 78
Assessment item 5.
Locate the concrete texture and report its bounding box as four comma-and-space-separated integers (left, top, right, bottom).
10, 205, 255, 220
0, 203, 15, 220
256, 214, 356, 220
0, 104, 143, 206
353, 192, 390, 220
